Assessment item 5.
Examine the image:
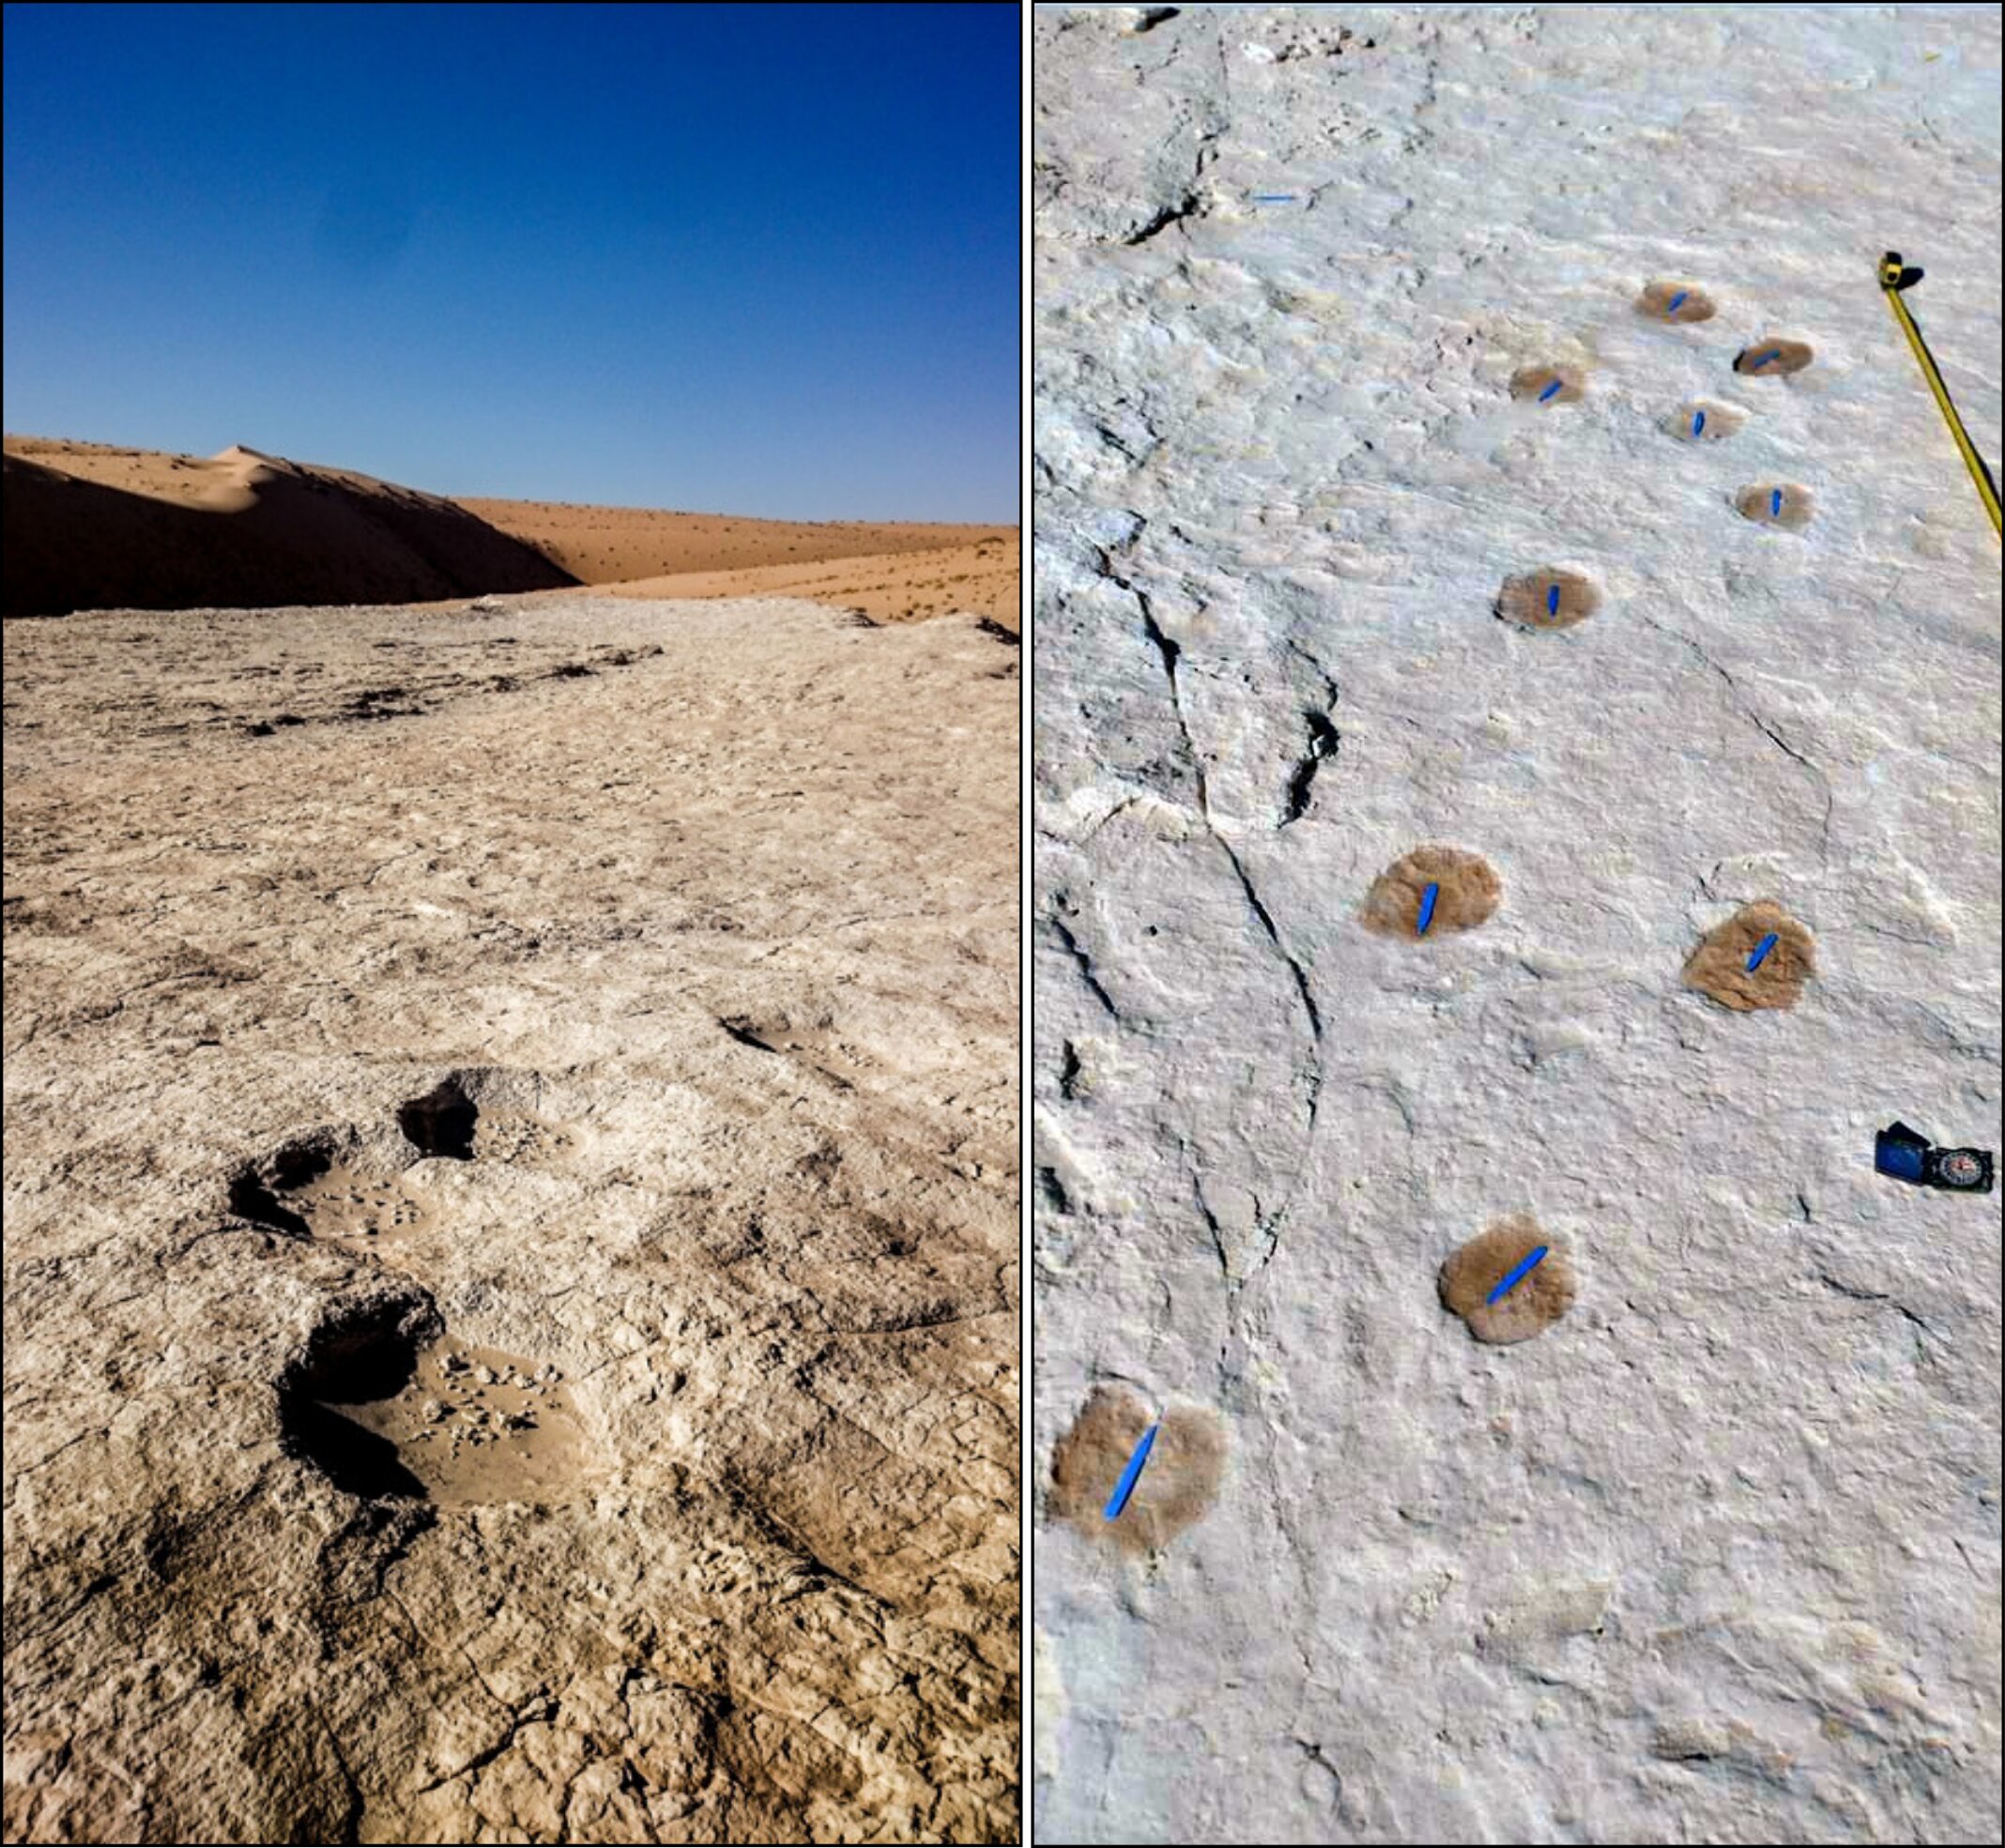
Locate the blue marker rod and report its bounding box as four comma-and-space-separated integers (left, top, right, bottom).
1755, 349, 1781, 367
1546, 583, 1560, 616
1692, 410, 1707, 437
1747, 931, 1779, 972
1487, 1245, 1549, 1306
1667, 290, 1689, 316
1538, 378, 1563, 403
1416, 881, 1440, 935
1770, 488, 1783, 517
1105, 1423, 1160, 1520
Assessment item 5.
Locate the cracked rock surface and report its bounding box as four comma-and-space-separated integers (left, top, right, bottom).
4, 594, 1018, 1842
1034, 7, 2000, 1841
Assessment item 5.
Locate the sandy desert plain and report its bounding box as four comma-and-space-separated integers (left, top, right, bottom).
2, 435, 1021, 1841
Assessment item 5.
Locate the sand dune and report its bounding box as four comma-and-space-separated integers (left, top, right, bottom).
5, 437, 1020, 628
4, 437, 574, 619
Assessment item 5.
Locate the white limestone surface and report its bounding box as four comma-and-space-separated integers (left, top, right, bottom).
1033, 7, 2002, 1841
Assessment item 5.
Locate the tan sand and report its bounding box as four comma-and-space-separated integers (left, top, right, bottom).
1637, 280, 1718, 322
1361, 845, 1504, 937
462, 498, 1020, 632
1439, 1217, 1579, 1345
1494, 567, 1600, 632
1683, 899, 1815, 1011
1733, 339, 1815, 376
1047, 1385, 1228, 1557
457, 495, 1011, 580
605, 539, 1019, 631
1735, 483, 1814, 530
1508, 364, 1588, 405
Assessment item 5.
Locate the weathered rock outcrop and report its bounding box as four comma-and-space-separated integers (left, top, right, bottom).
1034, 7, 2000, 1841
5, 594, 1019, 1841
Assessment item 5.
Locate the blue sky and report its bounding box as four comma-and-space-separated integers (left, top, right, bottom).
2, 3, 1019, 521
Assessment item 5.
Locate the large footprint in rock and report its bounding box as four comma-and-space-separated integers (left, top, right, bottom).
229, 1069, 588, 1250
405, 1070, 584, 1168
229, 1138, 434, 1247
719, 1010, 868, 1092
287, 1159, 435, 1246
473, 1109, 578, 1167
279, 1293, 599, 1509
347, 1336, 597, 1509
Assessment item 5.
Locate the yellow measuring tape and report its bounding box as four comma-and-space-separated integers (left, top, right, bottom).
1877, 250, 2002, 537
